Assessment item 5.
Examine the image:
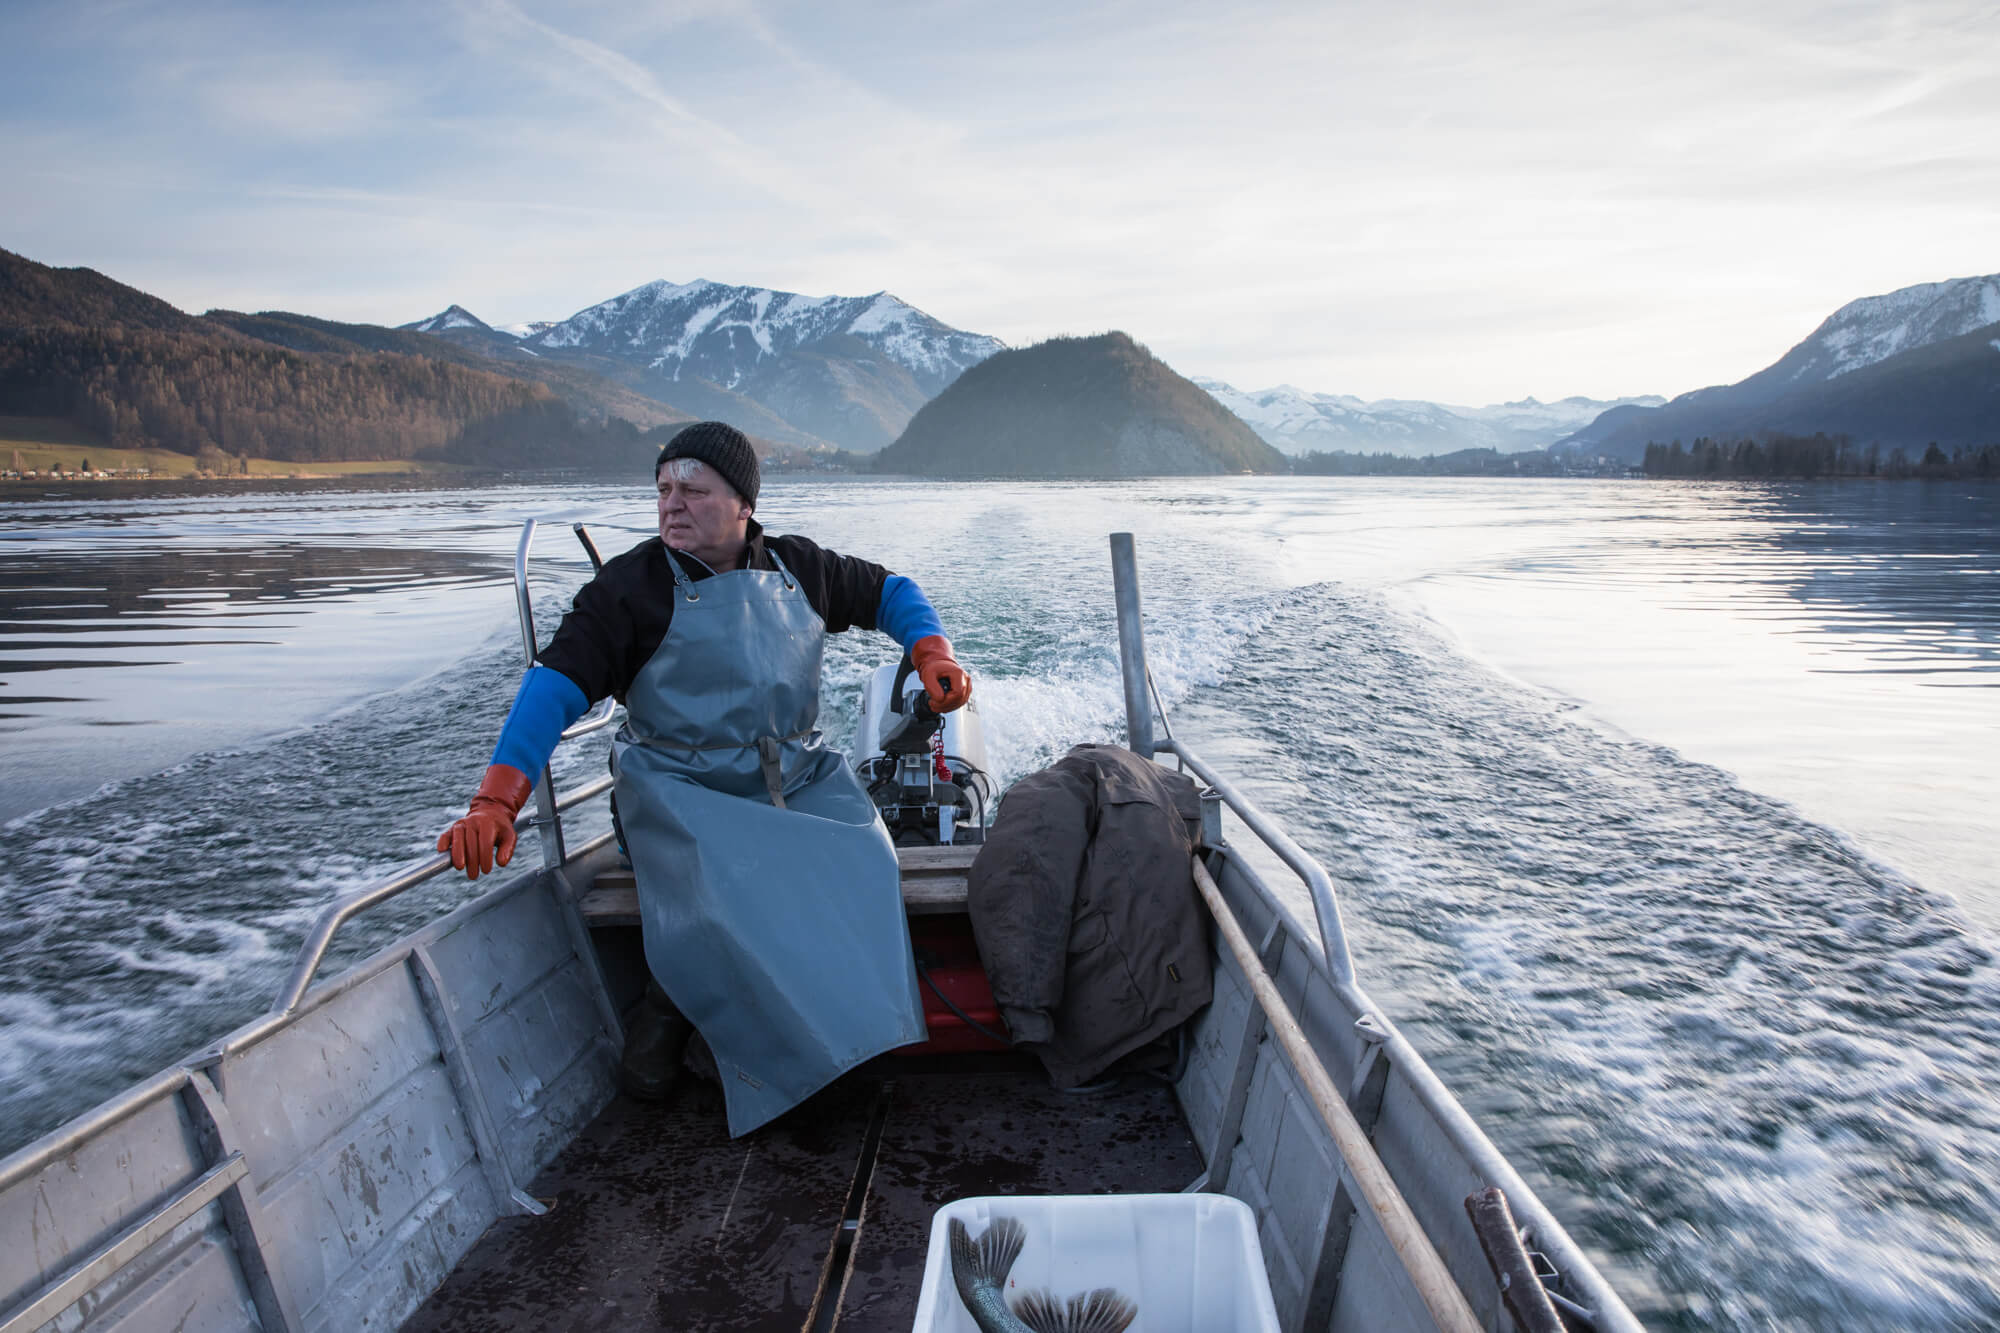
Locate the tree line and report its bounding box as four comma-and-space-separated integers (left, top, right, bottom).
1642, 433, 2000, 480
1291, 447, 1563, 476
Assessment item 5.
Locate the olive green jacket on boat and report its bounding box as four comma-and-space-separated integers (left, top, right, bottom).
967, 744, 1214, 1088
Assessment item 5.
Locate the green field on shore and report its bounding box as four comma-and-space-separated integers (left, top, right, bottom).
2, 435, 462, 479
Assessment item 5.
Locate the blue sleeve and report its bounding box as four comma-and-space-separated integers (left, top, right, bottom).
876, 574, 945, 649
489, 665, 589, 778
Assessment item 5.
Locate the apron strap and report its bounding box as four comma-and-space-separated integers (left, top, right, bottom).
767, 549, 798, 591
666, 547, 699, 602
756, 736, 789, 809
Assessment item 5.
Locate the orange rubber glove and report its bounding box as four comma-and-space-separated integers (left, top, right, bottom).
437, 764, 533, 880
910, 634, 972, 712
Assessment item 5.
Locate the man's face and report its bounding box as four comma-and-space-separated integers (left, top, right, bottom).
657, 459, 752, 570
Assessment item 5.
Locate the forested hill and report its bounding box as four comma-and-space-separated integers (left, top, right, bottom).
0, 247, 674, 469
873, 332, 1287, 476
0, 247, 197, 332
204, 308, 692, 434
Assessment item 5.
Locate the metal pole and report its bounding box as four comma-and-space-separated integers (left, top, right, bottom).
1108, 533, 1154, 759
1191, 856, 1485, 1333
512, 518, 540, 664
514, 520, 566, 870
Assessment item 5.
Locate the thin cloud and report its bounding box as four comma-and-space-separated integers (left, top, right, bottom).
3, 0, 1996, 401
450, 0, 823, 210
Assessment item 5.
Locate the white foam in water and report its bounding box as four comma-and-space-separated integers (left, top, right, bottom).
956, 586, 1285, 787
0, 992, 110, 1064
86, 908, 281, 987
974, 670, 1124, 785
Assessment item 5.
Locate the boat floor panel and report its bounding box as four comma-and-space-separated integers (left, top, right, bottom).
402, 1076, 874, 1333
401, 1055, 1200, 1332
833, 1063, 1203, 1329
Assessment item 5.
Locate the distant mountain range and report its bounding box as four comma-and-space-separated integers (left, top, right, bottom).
1557, 274, 2000, 462
1196, 380, 1665, 458
875, 332, 1287, 476
401, 281, 1003, 453
7, 237, 1989, 477
0, 246, 1008, 471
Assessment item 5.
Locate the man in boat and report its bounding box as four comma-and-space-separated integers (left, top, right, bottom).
436, 421, 972, 1135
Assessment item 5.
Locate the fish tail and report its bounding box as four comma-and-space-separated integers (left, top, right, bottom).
1011, 1287, 1137, 1333
1011, 1289, 1062, 1331
948, 1215, 1027, 1304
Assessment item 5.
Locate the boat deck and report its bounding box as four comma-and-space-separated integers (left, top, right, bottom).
403, 1052, 1202, 1332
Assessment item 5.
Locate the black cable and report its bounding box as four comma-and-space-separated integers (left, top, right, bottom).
913, 955, 1013, 1047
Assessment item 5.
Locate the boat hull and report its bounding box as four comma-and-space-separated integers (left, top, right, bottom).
0, 838, 627, 1333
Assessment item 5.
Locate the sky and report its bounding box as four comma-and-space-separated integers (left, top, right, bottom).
2, 0, 1996, 405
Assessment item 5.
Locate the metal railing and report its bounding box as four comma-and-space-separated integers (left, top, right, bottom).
0, 579, 622, 1207
0, 815, 626, 1330
1156, 737, 1354, 985
270, 773, 613, 1015
515, 519, 619, 868
265, 519, 621, 1015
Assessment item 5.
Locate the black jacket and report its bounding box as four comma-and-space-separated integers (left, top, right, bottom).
968, 745, 1214, 1088
537, 521, 891, 704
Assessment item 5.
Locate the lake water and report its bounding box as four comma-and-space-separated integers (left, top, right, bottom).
3, 475, 1997, 1330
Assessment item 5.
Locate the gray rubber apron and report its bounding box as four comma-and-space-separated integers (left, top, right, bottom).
611, 548, 924, 1137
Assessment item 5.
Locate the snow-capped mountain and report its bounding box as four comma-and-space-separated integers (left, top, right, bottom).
398, 281, 1004, 452
402, 304, 492, 335
1558, 272, 2000, 461
1774, 274, 2000, 388
399, 280, 1002, 452
1455, 396, 1670, 434
1196, 379, 1663, 457
527, 281, 1001, 394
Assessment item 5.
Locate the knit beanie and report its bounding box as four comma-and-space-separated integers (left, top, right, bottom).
656, 421, 759, 507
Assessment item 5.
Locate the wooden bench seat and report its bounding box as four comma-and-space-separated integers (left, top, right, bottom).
577, 842, 981, 924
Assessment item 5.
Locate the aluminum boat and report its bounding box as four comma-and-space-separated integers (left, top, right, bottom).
0, 531, 1643, 1333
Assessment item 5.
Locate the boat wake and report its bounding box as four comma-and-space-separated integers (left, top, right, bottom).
1194, 582, 2000, 1331
0, 614, 619, 1154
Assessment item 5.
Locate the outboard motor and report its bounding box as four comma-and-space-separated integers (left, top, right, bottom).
852, 658, 995, 845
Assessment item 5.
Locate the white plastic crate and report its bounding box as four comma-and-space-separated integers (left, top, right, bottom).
911, 1193, 1281, 1332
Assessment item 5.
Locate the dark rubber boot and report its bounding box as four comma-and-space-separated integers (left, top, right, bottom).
619, 981, 693, 1102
